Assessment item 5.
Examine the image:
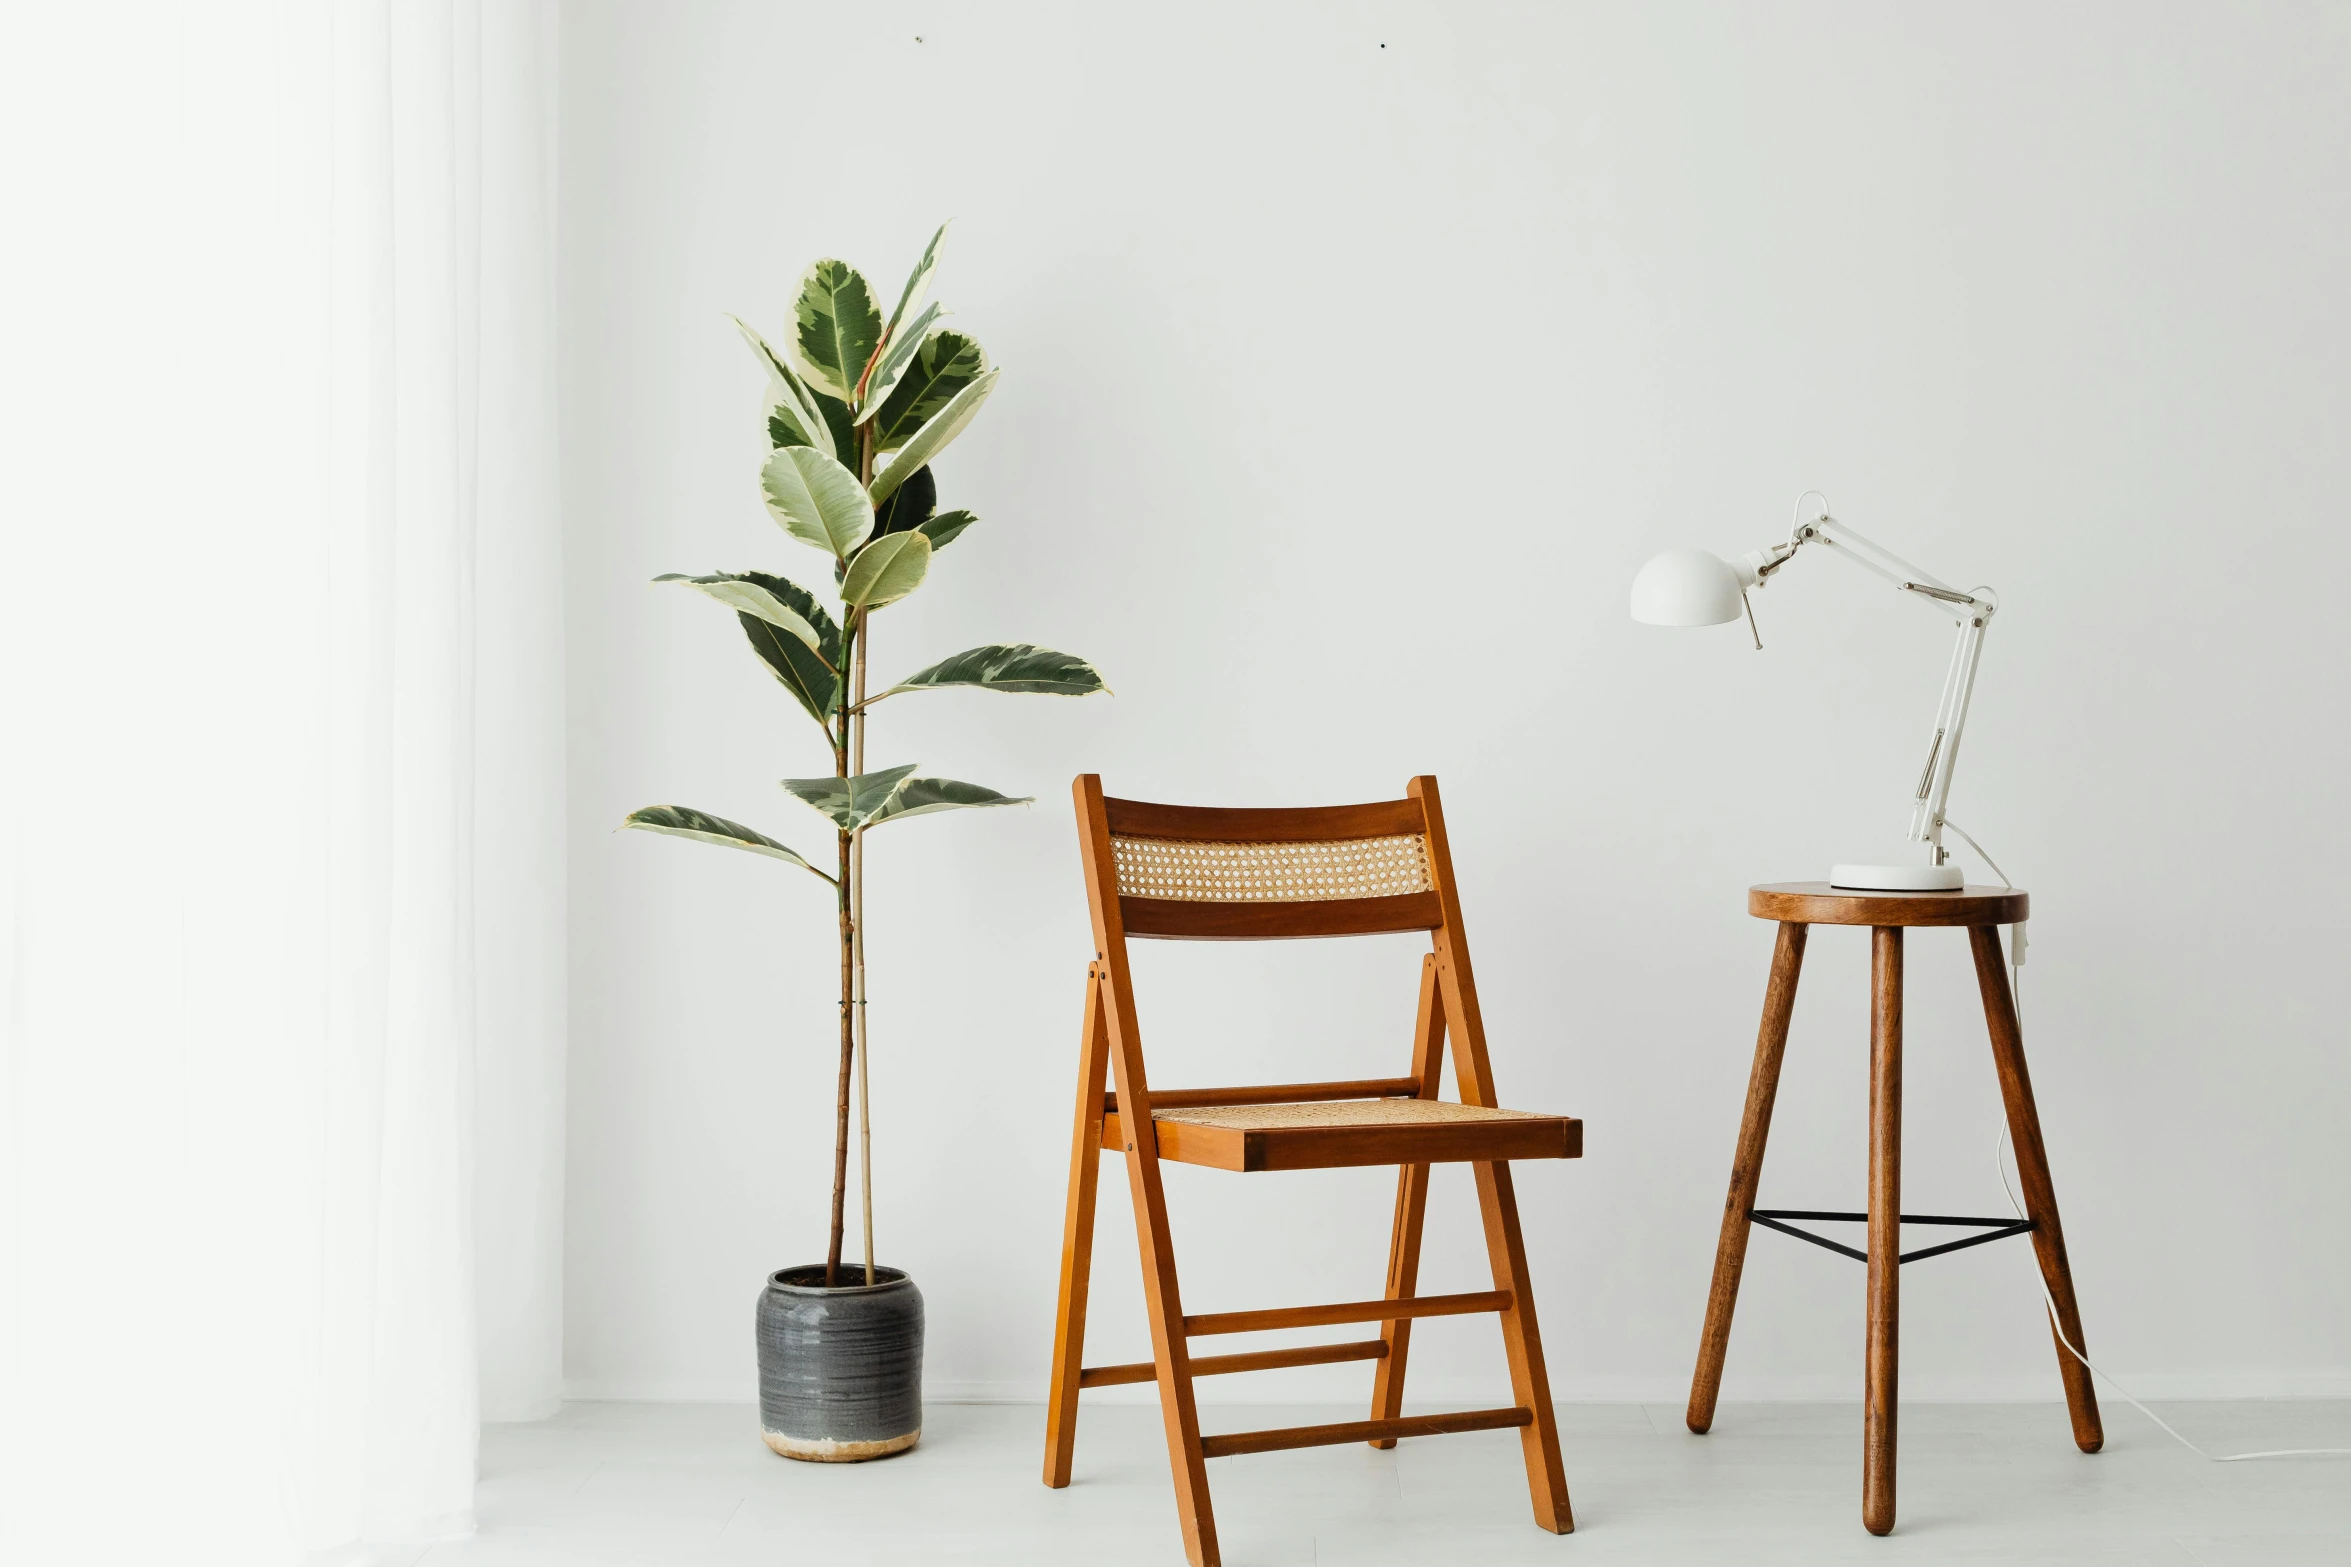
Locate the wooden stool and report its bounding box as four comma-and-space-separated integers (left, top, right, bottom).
1686, 883, 2103, 1535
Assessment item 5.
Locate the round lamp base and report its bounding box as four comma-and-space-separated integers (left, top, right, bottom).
1830, 862, 1965, 892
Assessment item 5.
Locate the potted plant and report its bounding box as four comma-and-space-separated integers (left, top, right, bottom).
625, 225, 1106, 1461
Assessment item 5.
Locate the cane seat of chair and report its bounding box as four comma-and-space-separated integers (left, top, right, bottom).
1044, 774, 1580, 1567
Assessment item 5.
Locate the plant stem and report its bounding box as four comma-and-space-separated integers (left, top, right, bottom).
852, 623, 873, 1286
825, 619, 857, 1288
827, 842, 852, 1279
852, 417, 877, 1285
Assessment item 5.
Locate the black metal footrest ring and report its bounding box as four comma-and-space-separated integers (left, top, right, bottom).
1748, 1208, 2035, 1265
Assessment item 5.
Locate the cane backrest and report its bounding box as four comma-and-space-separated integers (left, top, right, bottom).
1094, 794, 1445, 941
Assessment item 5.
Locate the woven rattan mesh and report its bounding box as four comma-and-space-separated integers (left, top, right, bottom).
1110, 834, 1432, 904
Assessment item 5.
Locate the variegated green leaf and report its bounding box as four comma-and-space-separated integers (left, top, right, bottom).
763, 389, 820, 455
655, 572, 828, 659
727, 571, 841, 726
840, 530, 931, 609
870, 329, 985, 452
731, 314, 834, 459
870, 367, 999, 505
794, 390, 858, 471
856, 300, 943, 419
870, 465, 935, 539
792, 259, 883, 402
880, 644, 1107, 699
879, 223, 948, 358
866, 776, 1032, 827
917, 509, 974, 549
781, 763, 919, 832
731, 313, 793, 384
622, 805, 833, 881
760, 445, 873, 559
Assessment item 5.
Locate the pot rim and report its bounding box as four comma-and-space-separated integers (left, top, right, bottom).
767, 1263, 914, 1296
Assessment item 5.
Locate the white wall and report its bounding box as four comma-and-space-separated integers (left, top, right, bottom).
558, 1, 2351, 1405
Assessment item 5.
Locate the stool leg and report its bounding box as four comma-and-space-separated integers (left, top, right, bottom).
1689, 920, 1808, 1434
1969, 925, 2104, 1453
1865, 926, 1903, 1536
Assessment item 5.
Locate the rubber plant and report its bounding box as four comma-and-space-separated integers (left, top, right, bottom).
626, 225, 1106, 1286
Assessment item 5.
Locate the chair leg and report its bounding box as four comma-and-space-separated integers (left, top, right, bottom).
1427, 917, 1572, 1534
1043, 968, 1111, 1488
1689, 920, 1808, 1433
1969, 925, 2104, 1454
1475, 1159, 1575, 1534
1369, 955, 1446, 1447
1368, 1163, 1432, 1447
1865, 927, 1903, 1537
1102, 1068, 1219, 1565
1124, 1172, 1217, 1566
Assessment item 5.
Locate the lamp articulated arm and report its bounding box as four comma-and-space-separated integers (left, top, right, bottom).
1732, 505, 1997, 869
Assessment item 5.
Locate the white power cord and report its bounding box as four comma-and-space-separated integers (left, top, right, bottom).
1991, 1124, 2349, 1461
1942, 819, 2351, 1463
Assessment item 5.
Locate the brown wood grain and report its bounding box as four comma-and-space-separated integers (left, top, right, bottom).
1865, 926, 1903, 1537
1416, 776, 1575, 1535
1749, 882, 2028, 927
1119, 891, 1443, 941
1687, 919, 1808, 1435
1369, 956, 1447, 1447
1080, 1338, 1388, 1389
1117, 1111, 1579, 1172
1104, 1077, 1420, 1113
1419, 779, 1503, 1115
1683, 884, 2100, 1536
1473, 1159, 1575, 1534
1102, 795, 1427, 843
1042, 966, 1111, 1489
1183, 1289, 1511, 1338
1051, 775, 1579, 1559
1200, 1406, 1531, 1459
1970, 924, 2104, 1454
1073, 775, 1221, 1567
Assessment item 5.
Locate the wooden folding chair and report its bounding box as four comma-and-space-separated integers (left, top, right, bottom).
1042, 774, 1581, 1567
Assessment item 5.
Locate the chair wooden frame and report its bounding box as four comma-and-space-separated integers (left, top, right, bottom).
1042, 775, 1579, 1567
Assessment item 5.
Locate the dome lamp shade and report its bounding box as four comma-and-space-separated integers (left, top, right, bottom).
1630, 547, 1745, 627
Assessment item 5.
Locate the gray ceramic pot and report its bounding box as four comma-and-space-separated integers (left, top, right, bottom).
756, 1264, 924, 1461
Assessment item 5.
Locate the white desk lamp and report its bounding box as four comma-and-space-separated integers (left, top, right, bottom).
1631, 492, 1996, 892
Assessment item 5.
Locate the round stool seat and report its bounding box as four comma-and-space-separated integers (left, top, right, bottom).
1749, 881, 2027, 927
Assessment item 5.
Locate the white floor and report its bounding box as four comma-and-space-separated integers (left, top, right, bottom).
412, 1399, 2351, 1566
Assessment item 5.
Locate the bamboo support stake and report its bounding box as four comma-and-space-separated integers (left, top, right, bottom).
827, 809, 852, 1285
852, 614, 874, 1285
851, 420, 877, 1286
